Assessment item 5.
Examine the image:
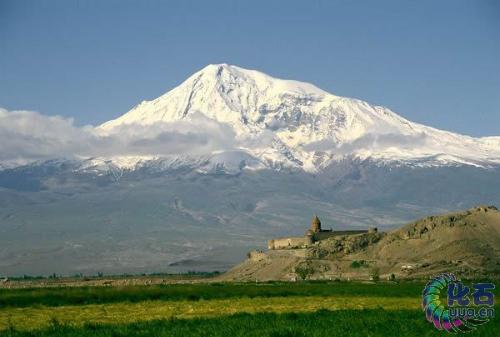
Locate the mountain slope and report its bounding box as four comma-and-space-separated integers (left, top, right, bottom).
98, 64, 500, 171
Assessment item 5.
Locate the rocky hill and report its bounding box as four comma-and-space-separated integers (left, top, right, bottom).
220, 206, 500, 281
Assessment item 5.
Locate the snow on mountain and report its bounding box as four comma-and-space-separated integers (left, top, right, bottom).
96, 64, 500, 171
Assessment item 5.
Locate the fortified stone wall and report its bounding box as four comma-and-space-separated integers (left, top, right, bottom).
268, 237, 309, 250
314, 230, 369, 241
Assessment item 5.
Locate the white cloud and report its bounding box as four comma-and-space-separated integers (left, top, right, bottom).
0, 108, 438, 167
302, 132, 429, 154
0, 108, 239, 163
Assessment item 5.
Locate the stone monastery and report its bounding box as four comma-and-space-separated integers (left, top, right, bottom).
268, 215, 377, 250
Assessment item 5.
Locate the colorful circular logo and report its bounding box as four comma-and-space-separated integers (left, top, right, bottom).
422, 273, 489, 333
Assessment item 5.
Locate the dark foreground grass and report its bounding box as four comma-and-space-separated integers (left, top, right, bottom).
0, 281, 426, 308
1, 309, 499, 337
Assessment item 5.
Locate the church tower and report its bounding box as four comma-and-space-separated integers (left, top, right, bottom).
311, 215, 321, 233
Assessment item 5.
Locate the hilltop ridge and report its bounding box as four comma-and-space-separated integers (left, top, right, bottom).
220, 205, 500, 281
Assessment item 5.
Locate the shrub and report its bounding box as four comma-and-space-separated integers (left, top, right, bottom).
295, 262, 315, 280
370, 267, 380, 282
350, 260, 368, 269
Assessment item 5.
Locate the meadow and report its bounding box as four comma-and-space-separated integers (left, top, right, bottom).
0, 281, 498, 337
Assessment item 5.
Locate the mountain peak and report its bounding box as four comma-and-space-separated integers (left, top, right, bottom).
194, 63, 328, 96
199, 63, 232, 73
99, 63, 331, 132
193, 63, 233, 79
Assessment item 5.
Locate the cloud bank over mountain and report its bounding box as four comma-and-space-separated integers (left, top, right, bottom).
0, 106, 456, 170
0, 108, 241, 163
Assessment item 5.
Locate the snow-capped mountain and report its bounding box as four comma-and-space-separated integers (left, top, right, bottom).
1, 64, 500, 276
98, 64, 500, 171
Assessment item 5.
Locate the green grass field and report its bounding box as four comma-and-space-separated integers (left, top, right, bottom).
0, 281, 425, 307
0, 281, 498, 337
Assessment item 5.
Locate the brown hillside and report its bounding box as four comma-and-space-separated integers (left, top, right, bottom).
358, 205, 500, 277
220, 206, 500, 281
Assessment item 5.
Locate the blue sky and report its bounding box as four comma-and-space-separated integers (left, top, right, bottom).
1, 0, 499, 136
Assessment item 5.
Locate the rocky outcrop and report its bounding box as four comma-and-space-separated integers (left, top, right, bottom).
308, 232, 384, 258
